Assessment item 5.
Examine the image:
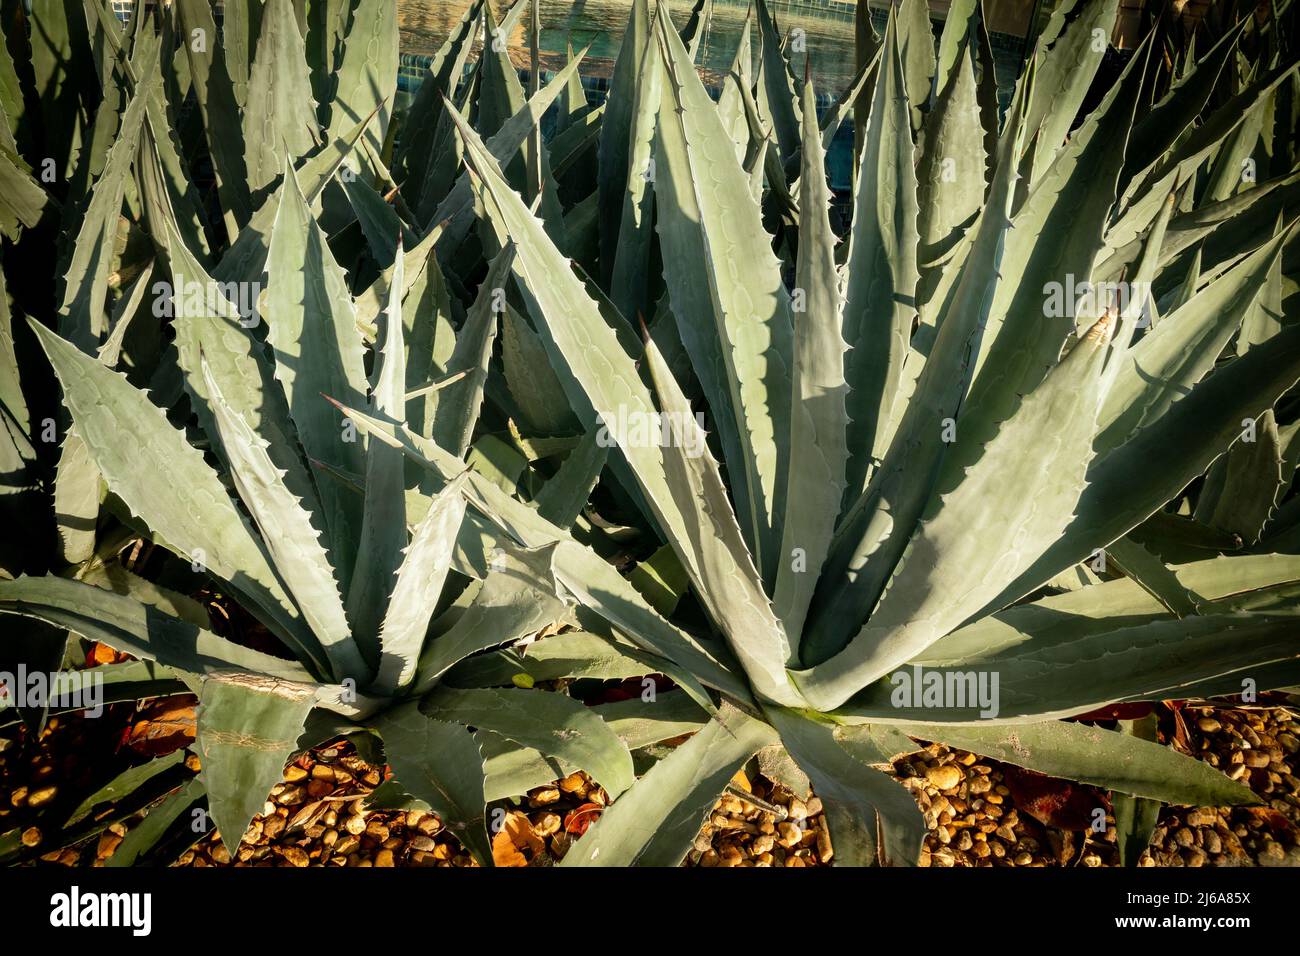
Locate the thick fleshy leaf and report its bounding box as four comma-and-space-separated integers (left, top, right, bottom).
53, 427, 100, 565
989, 322, 1300, 613
559, 703, 776, 867
773, 81, 848, 645
1098, 225, 1294, 448
55, 47, 153, 352
163, 219, 325, 545
905, 719, 1258, 807
199, 355, 363, 683
264, 163, 368, 587
534, 427, 607, 528
413, 546, 567, 693
428, 246, 510, 456
320, 397, 748, 702
104, 777, 206, 867
421, 686, 634, 798
803, 78, 1027, 665
754, 0, 802, 162
175, 0, 250, 238
837, 611, 1300, 724
370, 703, 491, 865
774, 711, 926, 866
895, 0, 936, 128
840, 13, 921, 497
0, 575, 313, 681
1022, 0, 1120, 183
324, 0, 397, 165
796, 315, 1116, 711
197, 673, 316, 853
653, 6, 795, 581
347, 247, 407, 652
1110, 715, 1163, 866
243, 0, 321, 194
598, 0, 652, 279
480, 691, 707, 803
28, 321, 327, 675
452, 96, 796, 704
398, 0, 483, 209
374, 476, 468, 693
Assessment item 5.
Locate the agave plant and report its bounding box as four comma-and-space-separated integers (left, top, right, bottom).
0, 0, 676, 865
327, 0, 1300, 866
4, 0, 1300, 869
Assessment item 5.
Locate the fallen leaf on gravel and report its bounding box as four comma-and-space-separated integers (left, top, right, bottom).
564, 803, 603, 836
1242, 807, 1293, 836
1002, 765, 1109, 831
125, 696, 196, 756
492, 810, 545, 866
86, 642, 129, 666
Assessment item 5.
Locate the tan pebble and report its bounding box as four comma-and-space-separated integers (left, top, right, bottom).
755, 852, 774, 867
283, 765, 308, 783
1014, 851, 1032, 866
365, 821, 389, 841
344, 814, 367, 835
310, 764, 335, 782
558, 772, 587, 794
26, 786, 57, 808
417, 816, 441, 835
281, 846, 310, 867
533, 813, 561, 837
777, 821, 802, 847
404, 810, 427, 828
323, 829, 339, 848
375, 849, 395, 867
262, 815, 285, 838
816, 827, 833, 862
926, 765, 963, 791
334, 835, 359, 856
410, 835, 437, 852
211, 843, 231, 865
1244, 751, 1271, 769
1197, 717, 1222, 733
752, 834, 775, 855
529, 788, 561, 806
276, 786, 305, 805
805, 797, 823, 816
719, 845, 743, 867
306, 780, 334, 799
